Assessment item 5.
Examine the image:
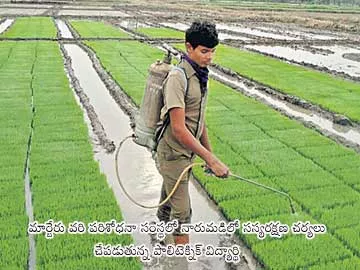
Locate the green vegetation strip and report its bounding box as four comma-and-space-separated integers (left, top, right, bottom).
1, 17, 57, 38
135, 27, 184, 39
125, 26, 360, 122
70, 20, 131, 38
85, 39, 360, 269
0, 42, 31, 269
0, 41, 141, 269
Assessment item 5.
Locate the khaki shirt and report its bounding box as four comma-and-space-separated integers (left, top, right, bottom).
159, 59, 208, 158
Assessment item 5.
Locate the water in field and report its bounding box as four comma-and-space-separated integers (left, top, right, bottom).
0, 18, 14, 33
160, 22, 252, 41
64, 43, 257, 270
245, 44, 360, 78
216, 23, 301, 40
55, 19, 74, 39
254, 25, 342, 40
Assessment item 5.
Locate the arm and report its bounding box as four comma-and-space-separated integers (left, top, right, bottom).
199, 122, 212, 153
169, 107, 228, 177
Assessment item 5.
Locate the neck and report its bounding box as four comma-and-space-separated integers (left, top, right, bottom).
182, 54, 209, 93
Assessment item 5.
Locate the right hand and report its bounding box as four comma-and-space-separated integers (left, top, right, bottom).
206, 156, 229, 178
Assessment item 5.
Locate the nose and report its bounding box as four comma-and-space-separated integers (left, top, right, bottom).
206, 51, 214, 61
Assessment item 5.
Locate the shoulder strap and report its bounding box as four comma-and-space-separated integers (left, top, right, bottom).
171, 66, 189, 96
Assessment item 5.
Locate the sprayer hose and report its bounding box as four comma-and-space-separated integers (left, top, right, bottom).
115, 136, 296, 214
115, 135, 203, 209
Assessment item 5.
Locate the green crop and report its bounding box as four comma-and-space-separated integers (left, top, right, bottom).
0, 41, 33, 268
308, 256, 360, 270
335, 224, 360, 257
70, 20, 131, 38
320, 203, 360, 230
253, 234, 352, 269
291, 185, 360, 217
0, 40, 140, 269
136, 27, 184, 39
1, 17, 57, 38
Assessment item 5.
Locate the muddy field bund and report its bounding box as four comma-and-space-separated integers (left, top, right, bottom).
0, 3, 359, 270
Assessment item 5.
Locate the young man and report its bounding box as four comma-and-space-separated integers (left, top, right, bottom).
156, 21, 229, 245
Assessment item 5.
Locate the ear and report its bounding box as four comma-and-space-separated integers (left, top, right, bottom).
185, 42, 193, 53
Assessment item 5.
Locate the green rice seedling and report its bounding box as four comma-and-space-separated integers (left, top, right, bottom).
273, 170, 341, 192
231, 138, 286, 152
70, 20, 131, 38
2, 17, 57, 38
252, 234, 352, 269
335, 225, 360, 256
291, 185, 360, 217
308, 257, 360, 270
320, 203, 360, 231
0, 237, 28, 269
136, 27, 184, 39
256, 158, 320, 177
0, 192, 25, 218
270, 128, 334, 148
0, 215, 28, 240
205, 176, 277, 202
296, 144, 357, 159
316, 155, 360, 171
219, 193, 294, 220
246, 114, 303, 130
241, 147, 302, 164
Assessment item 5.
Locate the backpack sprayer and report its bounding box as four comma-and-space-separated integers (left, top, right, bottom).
114, 48, 297, 215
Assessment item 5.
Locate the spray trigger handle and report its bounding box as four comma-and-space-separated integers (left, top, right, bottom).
202, 165, 215, 176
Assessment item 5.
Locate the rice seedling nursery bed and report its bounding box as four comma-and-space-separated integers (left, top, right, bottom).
69, 20, 360, 269
69, 19, 132, 38
0, 18, 141, 269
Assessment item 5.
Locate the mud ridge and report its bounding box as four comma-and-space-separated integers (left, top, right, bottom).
343, 53, 360, 62
58, 40, 115, 153
290, 45, 335, 55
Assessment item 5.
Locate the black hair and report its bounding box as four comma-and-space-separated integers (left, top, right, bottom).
185, 21, 219, 49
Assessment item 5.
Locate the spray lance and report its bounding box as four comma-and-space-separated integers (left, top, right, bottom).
114, 48, 297, 215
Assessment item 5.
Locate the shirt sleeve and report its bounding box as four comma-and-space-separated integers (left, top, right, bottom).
163, 69, 186, 111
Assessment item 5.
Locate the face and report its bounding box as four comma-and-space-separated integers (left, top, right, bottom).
186, 43, 216, 68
